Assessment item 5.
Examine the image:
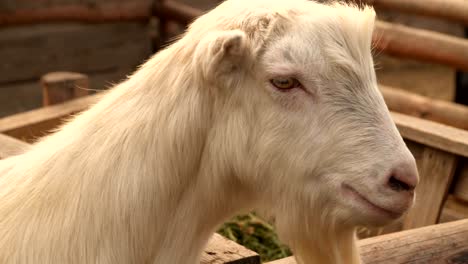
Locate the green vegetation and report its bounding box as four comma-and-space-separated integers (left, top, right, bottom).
217, 213, 292, 262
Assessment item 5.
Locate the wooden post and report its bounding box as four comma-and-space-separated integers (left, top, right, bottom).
41, 72, 90, 106
454, 162, 468, 202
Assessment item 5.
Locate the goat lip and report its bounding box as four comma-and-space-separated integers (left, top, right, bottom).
342, 183, 403, 219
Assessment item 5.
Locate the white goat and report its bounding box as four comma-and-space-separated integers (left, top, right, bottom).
0, 0, 418, 263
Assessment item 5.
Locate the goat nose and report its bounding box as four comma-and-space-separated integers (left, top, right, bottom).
387, 162, 419, 192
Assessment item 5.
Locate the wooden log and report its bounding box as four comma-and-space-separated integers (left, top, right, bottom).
267, 219, 468, 264
153, 1, 468, 71
381, 85, 468, 130
374, 21, 468, 72
0, 95, 98, 143
402, 147, 458, 229
0, 1, 152, 25
201, 233, 260, 264
391, 112, 468, 158
367, 0, 468, 26
0, 134, 29, 159
41, 72, 90, 106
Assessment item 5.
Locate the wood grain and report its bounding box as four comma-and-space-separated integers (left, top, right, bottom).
403, 147, 458, 229
201, 233, 260, 264
381, 85, 468, 130
0, 95, 98, 142
267, 219, 468, 264
373, 20, 468, 72
440, 195, 468, 223
0, 23, 150, 84
368, 0, 468, 26
0, 1, 152, 25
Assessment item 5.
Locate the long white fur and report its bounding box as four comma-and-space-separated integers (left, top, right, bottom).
0, 1, 416, 263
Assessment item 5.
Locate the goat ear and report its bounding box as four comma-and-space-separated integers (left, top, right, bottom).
194, 30, 252, 86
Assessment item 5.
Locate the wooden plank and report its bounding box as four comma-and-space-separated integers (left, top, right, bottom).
440, 195, 468, 223
360, 219, 468, 264
0, 22, 151, 84
374, 20, 468, 72
368, 0, 468, 26
267, 219, 468, 264
41, 72, 90, 106
381, 85, 468, 130
0, 81, 43, 118
201, 233, 260, 264
0, 69, 130, 118
0, 133, 29, 159
0, 95, 98, 142
392, 112, 468, 158
403, 146, 458, 229
0, 1, 152, 25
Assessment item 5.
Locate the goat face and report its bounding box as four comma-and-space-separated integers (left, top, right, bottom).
192, 0, 418, 231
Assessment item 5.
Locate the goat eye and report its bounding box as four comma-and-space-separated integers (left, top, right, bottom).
270, 77, 301, 90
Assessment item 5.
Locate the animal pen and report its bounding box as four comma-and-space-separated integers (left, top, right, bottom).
1, 0, 468, 263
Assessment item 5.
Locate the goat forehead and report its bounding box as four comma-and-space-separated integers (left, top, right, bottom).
262, 22, 373, 77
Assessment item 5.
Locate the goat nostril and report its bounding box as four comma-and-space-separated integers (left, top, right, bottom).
388, 175, 415, 192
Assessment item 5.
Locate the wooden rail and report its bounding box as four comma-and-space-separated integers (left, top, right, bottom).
374, 21, 468, 72
267, 219, 468, 264
381, 85, 468, 130
367, 0, 468, 26
0, 1, 152, 25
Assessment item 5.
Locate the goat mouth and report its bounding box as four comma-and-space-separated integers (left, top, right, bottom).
342, 183, 402, 219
